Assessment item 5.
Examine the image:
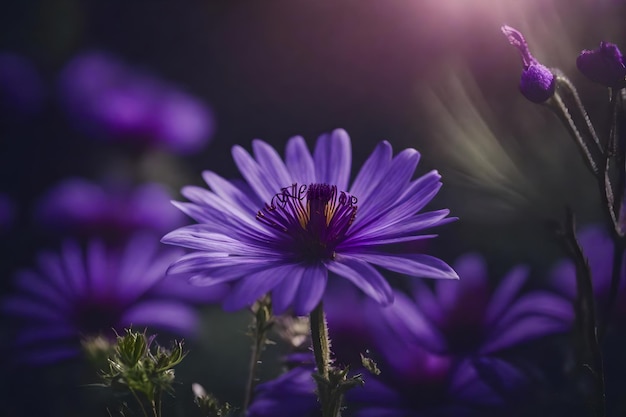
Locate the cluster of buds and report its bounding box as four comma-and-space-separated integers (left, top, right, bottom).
502, 25, 626, 238
94, 328, 186, 416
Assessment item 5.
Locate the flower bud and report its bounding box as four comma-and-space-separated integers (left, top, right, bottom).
577, 42, 626, 88
501, 25, 556, 103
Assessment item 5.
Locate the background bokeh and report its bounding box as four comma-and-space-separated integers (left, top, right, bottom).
1, 0, 625, 416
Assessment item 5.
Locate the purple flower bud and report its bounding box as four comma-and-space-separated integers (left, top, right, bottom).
501, 25, 556, 103
520, 64, 556, 103
576, 42, 626, 88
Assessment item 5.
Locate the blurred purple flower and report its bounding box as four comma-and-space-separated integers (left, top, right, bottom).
1, 233, 227, 365
58, 51, 215, 154
0, 193, 15, 232
550, 225, 626, 324
501, 25, 556, 103
398, 253, 572, 357
577, 42, 626, 89
35, 178, 187, 240
248, 254, 570, 417
162, 129, 457, 316
0, 53, 44, 118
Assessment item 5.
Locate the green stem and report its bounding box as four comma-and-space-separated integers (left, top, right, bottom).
310, 302, 344, 417
242, 299, 273, 414
129, 388, 150, 417
310, 302, 330, 379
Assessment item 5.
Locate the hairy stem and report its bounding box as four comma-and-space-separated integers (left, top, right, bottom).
242, 299, 273, 413
310, 302, 343, 417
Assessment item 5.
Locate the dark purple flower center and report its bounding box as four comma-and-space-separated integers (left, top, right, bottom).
256, 183, 357, 263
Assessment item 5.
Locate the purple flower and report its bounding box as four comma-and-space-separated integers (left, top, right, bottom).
35, 178, 187, 240
162, 129, 457, 316
58, 51, 215, 154
249, 253, 568, 416
396, 253, 572, 357
501, 25, 556, 103
1, 233, 227, 365
550, 225, 626, 325
577, 42, 626, 88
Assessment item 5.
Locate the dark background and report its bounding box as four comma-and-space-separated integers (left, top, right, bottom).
1, 0, 624, 416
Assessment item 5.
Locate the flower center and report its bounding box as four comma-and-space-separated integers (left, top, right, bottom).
256, 183, 357, 262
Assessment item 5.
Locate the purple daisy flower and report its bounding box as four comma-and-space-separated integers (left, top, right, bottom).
162, 129, 457, 316
35, 178, 187, 240
58, 51, 215, 154
1, 233, 227, 365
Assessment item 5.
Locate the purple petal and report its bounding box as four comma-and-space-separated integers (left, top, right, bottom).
222, 264, 295, 311
2, 296, 66, 321
482, 315, 571, 353
349, 253, 458, 280
271, 268, 304, 315
12, 270, 68, 310
437, 254, 487, 312
85, 239, 110, 296
122, 301, 199, 336
162, 225, 274, 256
285, 135, 316, 185
379, 290, 447, 353
202, 170, 260, 212
252, 139, 293, 189
149, 275, 229, 303
350, 148, 421, 231
293, 264, 328, 316
494, 291, 574, 329
484, 265, 529, 326
60, 240, 87, 296
326, 255, 393, 305
349, 140, 393, 201
232, 145, 278, 202
313, 129, 351, 191
167, 252, 273, 285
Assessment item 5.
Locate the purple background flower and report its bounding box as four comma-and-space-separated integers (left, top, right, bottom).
35, 178, 187, 240
1, 233, 227, 365
249, 253, 569, 416
58, 51, 215, 154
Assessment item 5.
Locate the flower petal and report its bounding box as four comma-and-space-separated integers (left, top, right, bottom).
285, 135, 315, 185
326, 255, 393, 305
484, 265, 529, 326
350, 253, 458, 280
271, 268, 304, 315
122, 301, 198, 335
293, 264, 328, 316
252, 139, 293, 189
349, 140, 393, 200
222, 264, 295, 311
313, 129, 351, 190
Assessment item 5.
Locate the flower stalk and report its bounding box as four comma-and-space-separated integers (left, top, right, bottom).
242, 297, 274, 413
309, 302, 363, 417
